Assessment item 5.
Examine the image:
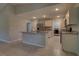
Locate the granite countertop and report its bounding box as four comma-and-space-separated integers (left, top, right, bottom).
22, 31, 47, 34
62, 31, 79, 35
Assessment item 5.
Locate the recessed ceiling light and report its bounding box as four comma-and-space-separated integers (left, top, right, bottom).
42, 15, 46, 18
56, 8, 59, 11
33, 17, 37, 19
57, 16, 60, 18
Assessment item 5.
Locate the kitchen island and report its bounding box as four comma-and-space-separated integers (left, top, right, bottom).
22, 32, 46, 47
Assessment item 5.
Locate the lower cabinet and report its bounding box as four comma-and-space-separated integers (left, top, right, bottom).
62, 32, 78, 54
22, 32, 46, 47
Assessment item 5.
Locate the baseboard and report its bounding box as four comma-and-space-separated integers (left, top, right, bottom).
22, 41, 44, 48
0, 39, 22, 43
0, 39, 44, 48
0, 39, 10, 43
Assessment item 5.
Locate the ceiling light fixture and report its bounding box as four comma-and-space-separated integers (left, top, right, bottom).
33, 17, 37, 19
42, 15, 46, 18
56, 8, 59, 11
57, 16, 60, 18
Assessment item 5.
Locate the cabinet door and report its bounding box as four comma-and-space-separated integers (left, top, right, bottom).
23, 33, 45, 47
69, 8, 79, 24
62, 34, 77, 52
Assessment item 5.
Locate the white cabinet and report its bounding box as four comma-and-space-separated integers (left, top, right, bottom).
62, 32, 78, 54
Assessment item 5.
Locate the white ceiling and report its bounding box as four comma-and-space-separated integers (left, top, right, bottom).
10, 3, 59, 14
11, 3, 58, 6
0, 4, 7, 12
0, 3, 76, 20
15, 3, 75, 20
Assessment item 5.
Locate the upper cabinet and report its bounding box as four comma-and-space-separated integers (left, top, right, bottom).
69, 7, 79, 24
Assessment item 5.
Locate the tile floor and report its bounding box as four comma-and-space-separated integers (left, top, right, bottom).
0, 31, 77, 56
0, 40, 77, 56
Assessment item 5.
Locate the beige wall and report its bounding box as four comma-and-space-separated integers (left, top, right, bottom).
0, 4, 15, 42
9, 18, 29, 41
